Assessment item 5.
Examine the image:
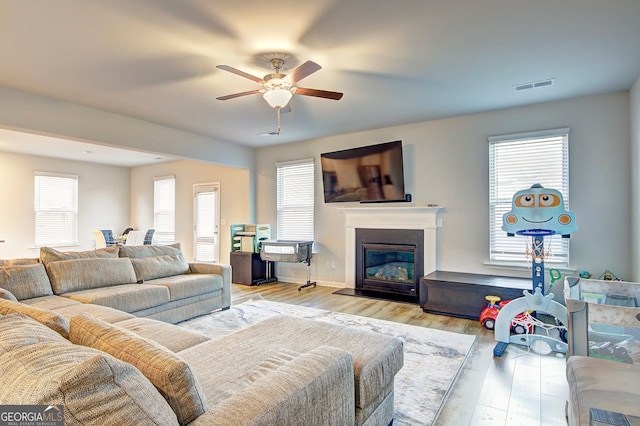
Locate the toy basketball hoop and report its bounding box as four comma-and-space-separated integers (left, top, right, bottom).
515, 229, 555, 263
515, 229, 556, 237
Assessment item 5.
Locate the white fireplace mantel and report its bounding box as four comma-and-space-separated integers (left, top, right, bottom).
340, 206, 442, 287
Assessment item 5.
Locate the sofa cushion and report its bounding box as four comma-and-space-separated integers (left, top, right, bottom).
63, 283, 170, 313
21, 294, 84, 310
119, 244, 182, 259
70, 313, 208, 425
46, 257, 137, 294
180, 315, 403, 410
40, 246, 119, 265
0, 299, 70, 338
130, 254, 190, 282
0, 314, 180, 426
0, 263, 53, 300
114, 317, 210, 352
146, 273, 223, 301
0, 288, 18, 301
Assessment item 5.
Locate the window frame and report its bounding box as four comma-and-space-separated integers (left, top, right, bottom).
34, 171, 78, 247
153, 175, 176, 244
488, 128, 570, 268
276, 158, 315, 242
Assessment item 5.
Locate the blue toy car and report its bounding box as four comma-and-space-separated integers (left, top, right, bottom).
502, 184, 577, 237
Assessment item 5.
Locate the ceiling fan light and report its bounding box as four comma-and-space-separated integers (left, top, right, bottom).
263, 89, 292, 108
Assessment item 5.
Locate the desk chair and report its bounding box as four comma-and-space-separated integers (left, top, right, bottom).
125, 230, 146, 246
93, 230, 107, 248
143, 229, 155, 245
100, 230, 117, 246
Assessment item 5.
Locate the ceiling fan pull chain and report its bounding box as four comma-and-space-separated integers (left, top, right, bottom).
276, 107, 282, 135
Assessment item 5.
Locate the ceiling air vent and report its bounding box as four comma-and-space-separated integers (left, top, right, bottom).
514, 78, 555, 92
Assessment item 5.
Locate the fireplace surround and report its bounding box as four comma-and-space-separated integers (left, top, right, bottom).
340, 206, 442, 300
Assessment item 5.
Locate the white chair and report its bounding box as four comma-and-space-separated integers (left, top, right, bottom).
92, 230, 107, 249
125, 230, 146, 246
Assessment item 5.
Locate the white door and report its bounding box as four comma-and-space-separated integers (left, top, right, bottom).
193, 183, 220, 262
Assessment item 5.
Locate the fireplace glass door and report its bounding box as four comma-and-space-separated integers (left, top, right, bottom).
362, 243, 416, 295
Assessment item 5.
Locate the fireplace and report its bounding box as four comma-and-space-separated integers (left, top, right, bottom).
356, 228, 424, 298
341, 206, 442, 298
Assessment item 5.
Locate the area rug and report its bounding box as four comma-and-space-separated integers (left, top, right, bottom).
180, 297, 476, 426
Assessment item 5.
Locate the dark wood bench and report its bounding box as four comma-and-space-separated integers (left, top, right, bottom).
419, 271, 532, 320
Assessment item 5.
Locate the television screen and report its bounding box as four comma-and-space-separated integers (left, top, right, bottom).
320, 140, 406, 203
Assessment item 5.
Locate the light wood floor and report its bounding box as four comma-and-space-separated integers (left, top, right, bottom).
231, 282, 569, 426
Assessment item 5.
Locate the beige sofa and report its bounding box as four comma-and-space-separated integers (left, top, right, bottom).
0, 247, 404, 425
0, 244, 231, 323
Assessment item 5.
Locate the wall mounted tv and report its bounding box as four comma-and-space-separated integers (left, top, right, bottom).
321, 140, 406, 203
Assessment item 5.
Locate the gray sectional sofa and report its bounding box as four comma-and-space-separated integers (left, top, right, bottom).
0, 245, 404, 425
1, 244, 230, 323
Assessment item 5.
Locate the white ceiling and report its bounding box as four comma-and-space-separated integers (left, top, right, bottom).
1, 0, 639, 164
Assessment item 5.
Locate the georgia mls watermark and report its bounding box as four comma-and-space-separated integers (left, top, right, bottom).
0, 405, 64, 426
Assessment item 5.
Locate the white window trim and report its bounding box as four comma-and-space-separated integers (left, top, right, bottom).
488, 128, 571, 269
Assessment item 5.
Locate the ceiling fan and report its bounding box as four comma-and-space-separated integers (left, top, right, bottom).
216, 58, 343, 134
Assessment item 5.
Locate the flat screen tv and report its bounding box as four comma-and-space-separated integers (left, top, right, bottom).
321, 140, 406, 203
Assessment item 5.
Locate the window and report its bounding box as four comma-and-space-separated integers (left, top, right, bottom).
276, 159, 315, 241
154, 175, 175, 244
489, 128, 570, 266
34, 172, 78, 246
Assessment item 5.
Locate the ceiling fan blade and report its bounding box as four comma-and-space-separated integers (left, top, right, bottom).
284, 61, 322, 84
280, 104, 292, 114
295, 87, 343, 100
216, 65, 264, 83
216, 90, 262, 100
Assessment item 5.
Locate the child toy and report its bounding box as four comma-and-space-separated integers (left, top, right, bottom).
493, 184, 575, 356
480, 296, 533, 335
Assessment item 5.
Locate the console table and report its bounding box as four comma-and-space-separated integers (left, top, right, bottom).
419, 271, 531, 320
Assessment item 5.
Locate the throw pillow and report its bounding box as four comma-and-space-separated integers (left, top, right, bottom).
118, 243, 182, 259
46, 257, 137, 294
0, 314, 179, 426
0, 263, 53, 300
70, 313, 207, 425
130, 254, 190, 282
0, 299, 70, 338
0, 288, 18, 301
40, 246, 119, 266
0, 257, 40, 267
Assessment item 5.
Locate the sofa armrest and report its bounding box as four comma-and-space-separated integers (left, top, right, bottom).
187, 346, 355, 426
188, 263, 231, 308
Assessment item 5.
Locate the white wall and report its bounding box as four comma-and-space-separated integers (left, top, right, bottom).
0, 152, 130, 259
255, 92, 631, 286
130, 160, 251, 264
630, 76, 640, 280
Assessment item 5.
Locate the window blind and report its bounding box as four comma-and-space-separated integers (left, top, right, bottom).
34, 172, 78, 246
194, 183, 218, 262
276, 159, 315, 241
489, 129, 570, 266
154, 175, 175, 244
